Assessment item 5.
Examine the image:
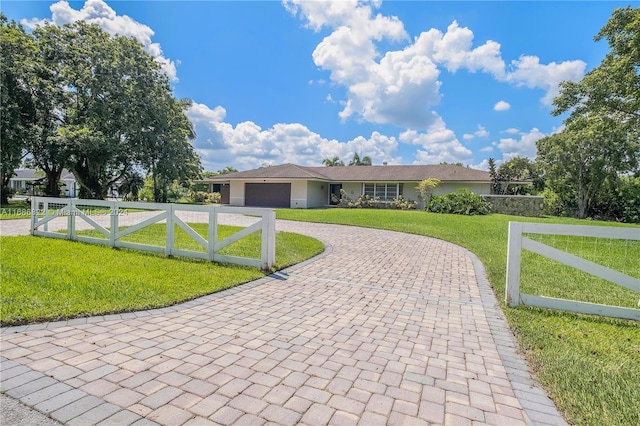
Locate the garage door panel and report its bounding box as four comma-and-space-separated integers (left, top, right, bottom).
245, 183, 291, 208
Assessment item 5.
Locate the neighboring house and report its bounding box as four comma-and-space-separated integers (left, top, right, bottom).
8, 169, 78, 197
196, 163, 491, 208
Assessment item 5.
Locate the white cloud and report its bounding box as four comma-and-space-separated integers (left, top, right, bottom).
492, 128, 546, 160
503, 128, 520, 134
494, 100, 510, 111
463, 125, 489, 140
506, 55, 586, 105
416, 21, 506, 77
475, 125, 489, 138
22, 0, 178, 81
472, 158, 491, 171
286, 1, 586, 130
399, 117, 473, 164
189, 102, 227, 124
187, 103, 401, 171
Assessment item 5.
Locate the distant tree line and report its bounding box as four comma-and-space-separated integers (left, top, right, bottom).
1, 15, 201, 203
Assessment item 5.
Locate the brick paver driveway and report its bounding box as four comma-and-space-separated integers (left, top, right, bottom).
0, 218, 565, 425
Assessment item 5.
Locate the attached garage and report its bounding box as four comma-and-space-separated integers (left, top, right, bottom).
245, 183, 291, 208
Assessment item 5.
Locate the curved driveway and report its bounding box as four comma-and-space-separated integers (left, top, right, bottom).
0, 218, 566, 425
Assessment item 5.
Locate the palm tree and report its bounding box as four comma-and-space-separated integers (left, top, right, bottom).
217, 165, 238, 175
118, 170, 145, 201
322, 156, 344, 166
348, 153, 372, 166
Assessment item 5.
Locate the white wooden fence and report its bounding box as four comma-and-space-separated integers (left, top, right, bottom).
505, 222, 640, 321
30, 197, 276, 270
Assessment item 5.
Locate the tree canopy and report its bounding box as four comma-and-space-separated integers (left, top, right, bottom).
553, 6, 640, 134
539, 6, 640, 220
537, 116, 635, 218
0, 15, 37, 203
0, 16, 202, 200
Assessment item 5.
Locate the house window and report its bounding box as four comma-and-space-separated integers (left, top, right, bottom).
362, 183, 403, 201
364, 184, 375, 197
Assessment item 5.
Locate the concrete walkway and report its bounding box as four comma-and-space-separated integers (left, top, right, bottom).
0, 217, 566, 425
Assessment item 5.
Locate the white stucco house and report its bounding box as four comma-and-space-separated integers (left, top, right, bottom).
196, 163, 492, 208
9, 169, 78, 197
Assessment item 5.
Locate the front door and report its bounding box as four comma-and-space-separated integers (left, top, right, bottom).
329, 184, 342, 205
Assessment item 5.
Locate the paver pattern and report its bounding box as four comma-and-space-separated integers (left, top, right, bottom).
0, 217, 566, 425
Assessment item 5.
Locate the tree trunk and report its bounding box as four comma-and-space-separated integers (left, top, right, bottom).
576, 181, 588, 219
73, 160, 106, 200
0, 188, 10, 205
1, 172, 12, 205
43, 168, 63, 197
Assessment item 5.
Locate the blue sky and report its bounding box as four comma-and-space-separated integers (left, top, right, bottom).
2, 0, 632, 172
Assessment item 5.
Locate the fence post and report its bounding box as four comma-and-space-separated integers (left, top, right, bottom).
110, 200, 118, 247
208, 205, 218, 262
68, 198, 75, 240
505, 221, 523, 307
268, 210, 276, 268
260, 210, 276, 271
43, 199, 48, 232
165, 204, 174, 256
30, 197, 36, 235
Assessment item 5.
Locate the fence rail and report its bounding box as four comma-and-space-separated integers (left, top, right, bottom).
505, 221, 640, 321
30, 197, 276, 270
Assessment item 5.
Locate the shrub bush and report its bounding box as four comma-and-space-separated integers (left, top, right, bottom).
337, 189, 416, 210
206, 192, 221, 204
188, 190, 208, 203
187, 191, 221, 204
391, 195, 417, 210
427, 189, 491, 215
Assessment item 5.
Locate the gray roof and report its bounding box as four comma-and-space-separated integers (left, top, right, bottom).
12, 169, 39, 180
11, 169, 75, 181
201, 163, 490, 183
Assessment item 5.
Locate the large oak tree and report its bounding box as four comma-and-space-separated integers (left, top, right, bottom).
0, 15, 37, 203
1, 17, 201, 200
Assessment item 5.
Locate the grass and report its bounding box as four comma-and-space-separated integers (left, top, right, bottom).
0, 224, 324, 326
275, 208, 640, 426
0, 199, 31, 219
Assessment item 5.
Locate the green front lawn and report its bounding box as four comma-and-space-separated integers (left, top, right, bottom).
0, 224, 324, 326
275, 209, 640, 426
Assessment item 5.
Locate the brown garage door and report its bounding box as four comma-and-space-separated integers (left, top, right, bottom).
245, 183, 291, 208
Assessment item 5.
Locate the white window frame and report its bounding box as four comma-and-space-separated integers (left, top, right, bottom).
362, 183, 403, 201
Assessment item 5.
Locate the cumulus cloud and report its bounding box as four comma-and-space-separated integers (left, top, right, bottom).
399, 117, 473, 164
187, 103, 401, 171
463, 125, 489, 140
285, 0, 586, 131
492, 128, 546, 160
22, 0, 178, 81
472, 158, 491, 171
494, 100, 511, 111
506, 55, 586, 105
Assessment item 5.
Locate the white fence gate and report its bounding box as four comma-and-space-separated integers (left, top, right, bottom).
505, 222, 640, 321
30, 197, 276, 270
